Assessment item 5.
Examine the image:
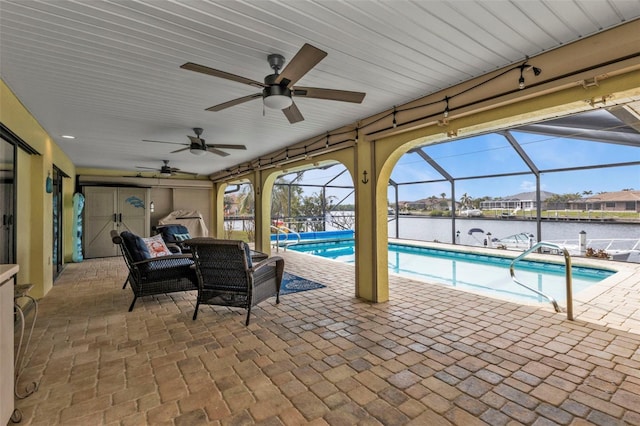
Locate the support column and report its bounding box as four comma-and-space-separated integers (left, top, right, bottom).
212, 182, 226, 238
354, 136, 389, 302
254, 169, 272, 254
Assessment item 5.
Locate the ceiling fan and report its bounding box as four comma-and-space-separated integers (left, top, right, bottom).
136, 160, 197, 177
180, 43, 366, 123
142, 128, 247, 157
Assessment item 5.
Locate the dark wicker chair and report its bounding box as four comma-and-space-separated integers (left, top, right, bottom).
111, 230, 198, 311
153, 224, 192, 253
188, 238, 284, 325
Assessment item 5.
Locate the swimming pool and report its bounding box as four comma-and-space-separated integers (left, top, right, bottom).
288, 239, 615, 305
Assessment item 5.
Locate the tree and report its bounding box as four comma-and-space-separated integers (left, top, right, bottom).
428, 195, 438, 211
271, 175, 304, 221
237, 184, 254, 215
298, 192, 337, 231
439, 192, 448, 209
460, 193, 471, 208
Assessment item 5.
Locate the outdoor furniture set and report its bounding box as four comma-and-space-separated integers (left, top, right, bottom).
110, 229, 283, 325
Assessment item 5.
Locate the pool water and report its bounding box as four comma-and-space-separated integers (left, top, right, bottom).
288, 239, 614, 304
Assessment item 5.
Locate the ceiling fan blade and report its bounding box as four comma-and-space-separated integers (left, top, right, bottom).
275, 43, 327, 88
136, 166, 158, 170
207, 144, 247, 150
180, 62, 265, 88
174, 170, 199, 176
170, 147, 190, 154
206, 93, 263, 112
283, 101, 304, 124
142, 139, 184, 146
293, 86, 366, 103
207, 148, 231, 157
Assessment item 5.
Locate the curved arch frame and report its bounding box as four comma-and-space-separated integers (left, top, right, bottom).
210, 21, 640, 304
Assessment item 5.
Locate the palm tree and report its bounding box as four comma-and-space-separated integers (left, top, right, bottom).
238, 184, 254, 215
460, 193, 471, 209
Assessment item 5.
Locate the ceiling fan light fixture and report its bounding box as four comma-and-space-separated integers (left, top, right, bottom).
263, 85, 292, 109
263, 94, 292, 110
190, 147, 206, 156
160, 172, 172, 177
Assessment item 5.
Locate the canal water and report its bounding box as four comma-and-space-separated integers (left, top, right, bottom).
388, 216, 639, 243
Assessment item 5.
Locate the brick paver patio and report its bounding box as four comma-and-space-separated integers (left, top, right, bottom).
12, 249, 640, 425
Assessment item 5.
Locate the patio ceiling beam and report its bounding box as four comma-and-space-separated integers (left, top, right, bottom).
609, 105, 640, 133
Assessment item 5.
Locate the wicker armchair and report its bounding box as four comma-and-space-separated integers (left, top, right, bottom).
111, 230, 198, 311
153, 224, 192, 253
188, 238, 284, 325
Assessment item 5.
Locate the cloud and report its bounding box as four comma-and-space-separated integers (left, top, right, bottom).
520, 180, 547, 192
520, 180, 536, 191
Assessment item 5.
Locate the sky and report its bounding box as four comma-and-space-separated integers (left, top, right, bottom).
278, 130, 639, 204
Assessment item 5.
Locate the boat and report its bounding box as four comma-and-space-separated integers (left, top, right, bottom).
459, 207, 483, 217
544, 237, 640, 262
467, 228, 488, 245
466, 228, 639, 262
493, 232, 534, 249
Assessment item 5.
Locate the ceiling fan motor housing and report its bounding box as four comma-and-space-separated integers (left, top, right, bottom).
263, 83, 291, 98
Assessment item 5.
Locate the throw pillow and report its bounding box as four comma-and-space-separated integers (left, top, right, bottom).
142, 234, 172, 258
120, 231, 151, 261
173, 233, 191, 241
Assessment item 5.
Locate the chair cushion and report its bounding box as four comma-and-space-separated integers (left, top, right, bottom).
242, 242, 252, 268
158, 225, 190, 243
120, 231, 151, 262
142, 234, 172, 258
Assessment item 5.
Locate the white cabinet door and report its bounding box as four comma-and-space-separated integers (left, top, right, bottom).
84, 187, 149, 258
84, 187, 118, 258
118, 188, 148, 236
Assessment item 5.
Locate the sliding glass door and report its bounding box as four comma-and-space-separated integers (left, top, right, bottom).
52, 165, 64, 279
0, 138, 15, 264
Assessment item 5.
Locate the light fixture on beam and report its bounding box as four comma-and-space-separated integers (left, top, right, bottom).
518, 62, 542, 90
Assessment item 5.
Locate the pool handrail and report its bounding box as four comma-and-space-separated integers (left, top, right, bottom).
270, 225, 301, 252
509, 241, 573, 320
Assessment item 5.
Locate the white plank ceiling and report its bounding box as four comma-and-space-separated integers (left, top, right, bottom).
1, 0, 639, 176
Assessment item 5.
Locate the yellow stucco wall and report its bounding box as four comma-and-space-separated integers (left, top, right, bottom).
1, 79, 76, 298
